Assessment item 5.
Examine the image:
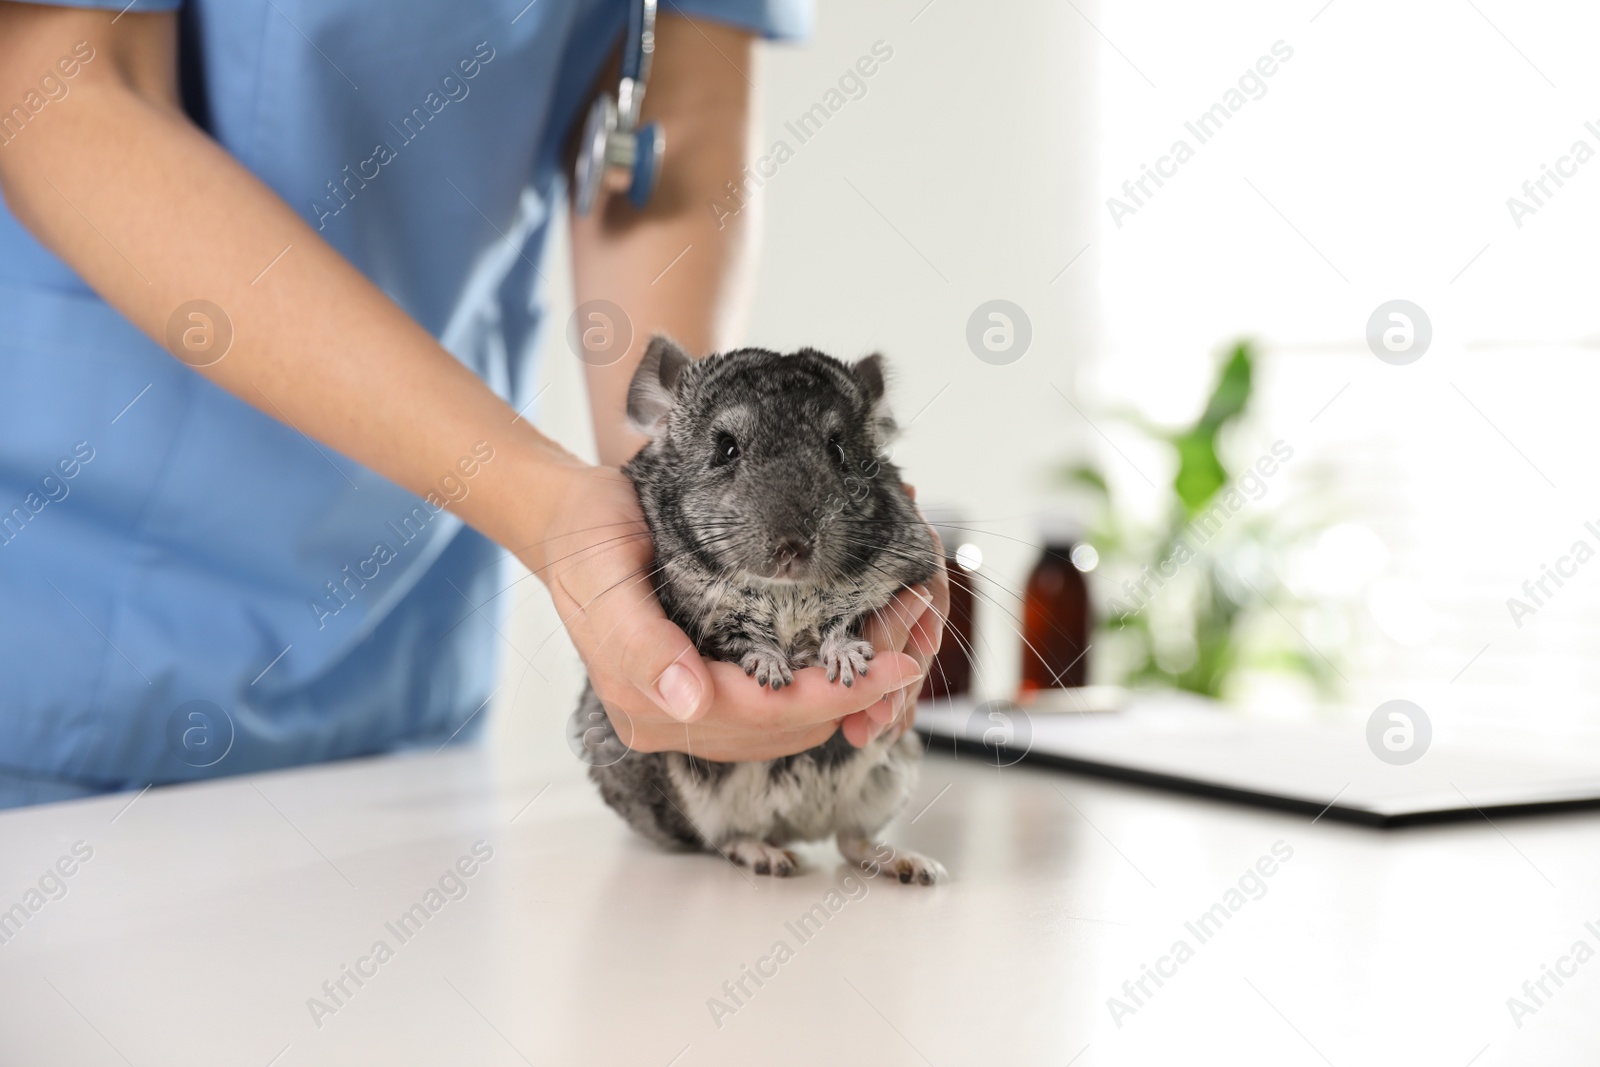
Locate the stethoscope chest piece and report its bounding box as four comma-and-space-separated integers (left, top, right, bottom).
575, 0, 663, 215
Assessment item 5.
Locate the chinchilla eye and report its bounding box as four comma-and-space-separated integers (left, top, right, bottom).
715, 432, 741, 463
828, 435, 847, 469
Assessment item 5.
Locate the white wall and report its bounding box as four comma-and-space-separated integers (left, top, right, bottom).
1085, 1, 1600, 737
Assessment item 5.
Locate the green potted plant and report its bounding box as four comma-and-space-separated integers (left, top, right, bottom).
1063, 341, 1341, 701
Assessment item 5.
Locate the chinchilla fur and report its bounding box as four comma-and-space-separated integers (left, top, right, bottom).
579, 336, 946, 883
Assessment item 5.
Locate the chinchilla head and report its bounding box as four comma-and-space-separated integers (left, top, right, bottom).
624, 335, 917, 585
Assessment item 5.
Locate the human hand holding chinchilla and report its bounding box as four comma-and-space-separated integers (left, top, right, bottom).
843, 492, 949, 747
525, 464, 939, 762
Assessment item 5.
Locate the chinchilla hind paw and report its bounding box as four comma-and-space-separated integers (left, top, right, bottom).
724, 838, 800, 877
837, 829, 945, 886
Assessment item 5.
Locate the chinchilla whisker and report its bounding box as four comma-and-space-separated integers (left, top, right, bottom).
501, 523, 753, 605
868, 573, 990, 667
494, 534, 662, 603
834, 532, 1042, 607
530, 570, 679, 668
827, 534, 1070, 674
528, 520, 750, 586
834, 517, 1060, 559
447, 518, 656, 585
526, 558, 673, 662
832, 563, 992, 705
961, 582, 1072, 673
496, 519, 751, 586
526, 530, 657, 574
415, 544, 666, 662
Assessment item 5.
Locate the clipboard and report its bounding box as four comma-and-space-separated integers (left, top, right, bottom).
915, 693, 1600, 827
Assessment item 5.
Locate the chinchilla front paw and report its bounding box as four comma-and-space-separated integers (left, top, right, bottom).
740, 648, 794, 690
820, 633, 874, 687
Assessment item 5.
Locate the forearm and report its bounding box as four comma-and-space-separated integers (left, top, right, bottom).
0, 10, 576, 566
571, 15, 761, 467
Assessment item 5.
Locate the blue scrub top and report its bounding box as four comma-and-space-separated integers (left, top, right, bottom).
0, 0, 808, 807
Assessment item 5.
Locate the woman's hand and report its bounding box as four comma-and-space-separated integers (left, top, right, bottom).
525, 465, 934, 763
843, 486, 949, 748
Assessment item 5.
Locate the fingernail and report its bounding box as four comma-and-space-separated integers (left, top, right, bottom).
889, 672, 923, 694
655, 663, 701, 722
910, 584, 934, 608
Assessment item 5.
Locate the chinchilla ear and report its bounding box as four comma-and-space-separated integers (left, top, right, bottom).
851, 353, 898, 442
628, 335, 692, 436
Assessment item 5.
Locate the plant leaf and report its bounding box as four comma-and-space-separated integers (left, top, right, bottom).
1060, 464, 1110, 496
1169, 341, 1255, 515
1197, 342, 1253, 433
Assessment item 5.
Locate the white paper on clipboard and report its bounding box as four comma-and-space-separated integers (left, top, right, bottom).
915, 693, 1600, 826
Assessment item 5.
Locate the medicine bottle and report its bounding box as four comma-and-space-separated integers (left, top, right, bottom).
921, 507, 977, 700
1019, 512, 1093, 692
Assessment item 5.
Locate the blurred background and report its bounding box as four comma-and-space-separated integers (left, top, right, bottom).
494, 0, 1600, 759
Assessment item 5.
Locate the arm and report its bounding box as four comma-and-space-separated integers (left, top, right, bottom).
569, 14, 760, 467
0, 6, 568, 559
0, 5, 932, 759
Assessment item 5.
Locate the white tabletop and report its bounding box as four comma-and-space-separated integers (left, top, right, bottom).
1, 731, 1595, 1067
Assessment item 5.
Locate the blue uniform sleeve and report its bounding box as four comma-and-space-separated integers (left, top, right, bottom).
665, 0, 811, 41
0, 0, 182, 8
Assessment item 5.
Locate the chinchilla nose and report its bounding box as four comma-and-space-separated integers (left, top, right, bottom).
772, 535, 812, 567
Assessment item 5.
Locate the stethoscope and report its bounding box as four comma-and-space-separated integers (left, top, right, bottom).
574, 0, 664, 215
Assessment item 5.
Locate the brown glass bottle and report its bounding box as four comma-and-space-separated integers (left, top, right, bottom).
1020, 535, 1092, 693
922, 509, 976, 700
924, 556, 976, 700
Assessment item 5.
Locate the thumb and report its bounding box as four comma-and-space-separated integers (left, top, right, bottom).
625, 614, 715, 723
